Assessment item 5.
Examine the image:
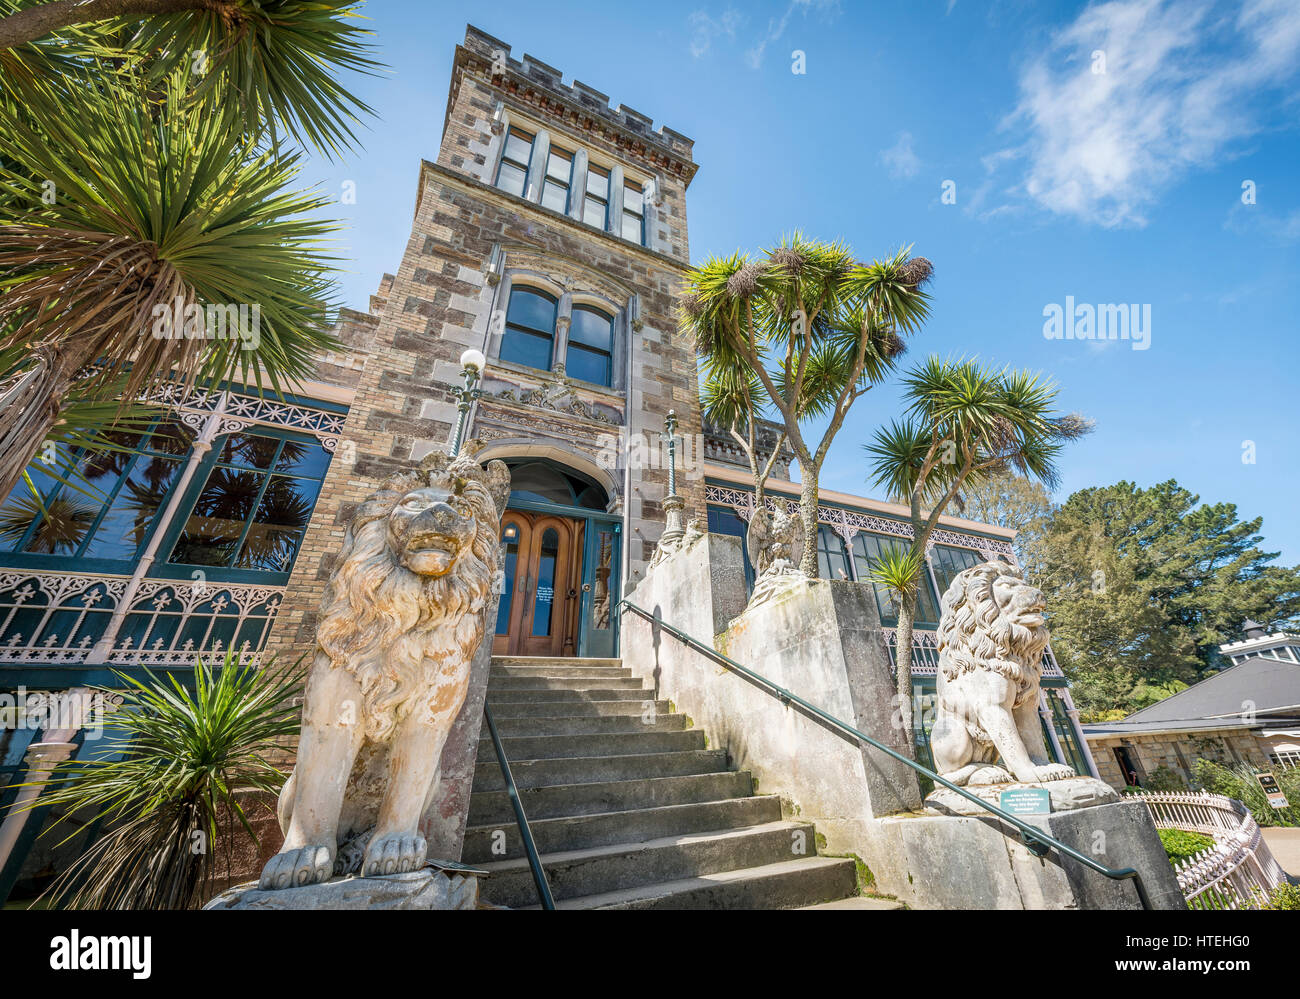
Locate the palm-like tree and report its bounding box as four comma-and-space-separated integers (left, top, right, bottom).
0, 491, 97, 552
0, 67, 342, 499
12, 650, 302, 909
680, 235, 933, 575
864, 356, 1092, 745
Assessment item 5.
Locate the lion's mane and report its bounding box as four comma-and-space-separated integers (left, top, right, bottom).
935, 562, 1049, 697
313, 455, 504, 742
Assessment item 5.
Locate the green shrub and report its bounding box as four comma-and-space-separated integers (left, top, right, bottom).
1191, 759, 1300, 828
1260, 882, 1300, 910
1157, 828, 1214, 866
1142, 765, 1188, 792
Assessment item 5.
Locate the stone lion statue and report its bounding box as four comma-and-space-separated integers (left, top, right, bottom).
259, 447, 509, 891
929, 561, 1076, 787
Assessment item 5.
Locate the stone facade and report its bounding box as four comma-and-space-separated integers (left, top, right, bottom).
1086, 727, 1268, 792
266, 24, 704, 665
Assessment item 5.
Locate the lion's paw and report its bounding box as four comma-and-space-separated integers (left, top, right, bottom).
1033, 764, 1076, 782
362, 832, 427, 877
259, 844, 334, 891
968, 765, 1015, 785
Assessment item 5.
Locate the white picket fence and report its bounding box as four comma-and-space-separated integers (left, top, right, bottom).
1134, 791, 1289, 909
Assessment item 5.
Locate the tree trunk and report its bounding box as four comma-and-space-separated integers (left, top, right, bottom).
797, 474, 819, 577
894, 585, 918, 760
0, 347, 79, 500
0, 0, 225, 49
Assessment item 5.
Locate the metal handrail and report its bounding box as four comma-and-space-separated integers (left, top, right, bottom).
619, 597, 1155, 910
482, 701, 556, 910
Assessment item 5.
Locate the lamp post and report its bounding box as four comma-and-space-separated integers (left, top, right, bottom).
450, 348, 486, 457
660, 409, 685, 547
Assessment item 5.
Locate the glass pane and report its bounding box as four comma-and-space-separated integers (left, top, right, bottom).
623, 184, 643, 213
168, 466, 266, 567
583, 197, 606, 228
496, 520, 522, 635
541, 180, 568, 213
233, 474, 321, 571
816, 525, 850, 580
546, 149, 572, 181
496, 161, 526, 197
503, 129, 533, 165
531, 528, 560, 637
272, 438, 332, 479
509, 463, 574, 505
586, 168, 608, 200
621, 214, 643, 243
569, 306, 613, 349
82, 454, 183, 559
505, 288, 557, 334
591, 528, 615, 631
143, 419, 195, 455
218, 433, 278, 469
565, 344, 610, 387
500, 328, 553, 371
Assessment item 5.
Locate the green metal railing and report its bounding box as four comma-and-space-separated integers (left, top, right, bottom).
482, 701, 556, 910
618, 597, 1155, 910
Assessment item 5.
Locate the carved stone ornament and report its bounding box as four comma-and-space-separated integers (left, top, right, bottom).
492, 364, 616, 424
257, 445, 510, 892
929, 562, 1078, 788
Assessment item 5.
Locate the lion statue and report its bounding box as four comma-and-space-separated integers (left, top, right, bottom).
258, 447, 510, 891
928, 561, 1076, 787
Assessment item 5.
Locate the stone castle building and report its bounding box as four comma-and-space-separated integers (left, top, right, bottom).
0, 25, 1101, 901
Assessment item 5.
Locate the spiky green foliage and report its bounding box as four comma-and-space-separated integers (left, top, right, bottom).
865, 542, 928, 599
680, 234, 933, 573
0, 67, 341, 498
17, 650, 303, 910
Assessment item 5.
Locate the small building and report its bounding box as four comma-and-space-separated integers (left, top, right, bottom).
1083, 620, 1300, 790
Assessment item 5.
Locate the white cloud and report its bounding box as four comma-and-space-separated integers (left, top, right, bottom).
688, 8, 744, 58
998, 0, 1300, 227
881, 132, 921, 179
743, 0, 841, 69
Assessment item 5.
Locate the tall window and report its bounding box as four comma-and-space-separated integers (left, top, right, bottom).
706, 504, 755, 590
0, 419, 192, 564
495, 126, 535, 198
583, 164, 610, 229
622, 180, 646, 244
816, 524, 851, 580
929, 543, 986, 598
501, 287, 557, 371
541, 145, 573, 213
567, 305, 614, 386
166, 432, 331, 573
851, 532, 941, 627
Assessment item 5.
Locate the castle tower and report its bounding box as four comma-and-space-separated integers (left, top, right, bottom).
266, 25, 703, 663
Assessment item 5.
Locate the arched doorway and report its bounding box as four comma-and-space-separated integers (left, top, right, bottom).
492, 460, 621, 658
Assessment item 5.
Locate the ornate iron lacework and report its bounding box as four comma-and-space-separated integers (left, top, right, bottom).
0, 571, 282, 667
148, 382, 346, 449
703, 483, 1015, 558
879, 627, 1064, 679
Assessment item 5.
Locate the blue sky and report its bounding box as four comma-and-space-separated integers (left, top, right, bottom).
307, 0, 1300, 563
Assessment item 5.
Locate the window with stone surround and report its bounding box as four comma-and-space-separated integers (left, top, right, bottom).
622, 180, 645, 245
541, 144, 574, 213
567, 304, 614, 387
583, 164, 610, 230
501, 286, 557, 371
495, 126, 534, 198
495, 279, 626, 390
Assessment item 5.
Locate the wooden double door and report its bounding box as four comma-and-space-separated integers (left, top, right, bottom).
493, 510, 585, 657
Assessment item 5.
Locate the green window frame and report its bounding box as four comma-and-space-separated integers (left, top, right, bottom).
815, 524, 851, 580
566, 304, 614, 387
501, 286, 558, 372
851, 532, 942, 627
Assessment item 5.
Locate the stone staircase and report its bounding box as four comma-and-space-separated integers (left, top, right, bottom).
468, 655, 901, 910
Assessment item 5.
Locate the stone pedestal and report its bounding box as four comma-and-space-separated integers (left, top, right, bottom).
204, 868, 480, 910
925, 776, 1119, 816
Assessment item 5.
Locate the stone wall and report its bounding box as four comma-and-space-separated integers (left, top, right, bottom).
1086, 728, 1268, 792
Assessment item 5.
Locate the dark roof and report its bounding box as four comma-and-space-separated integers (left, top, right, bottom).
1083, 717, 1259, 738
1121, 655, 1300, 725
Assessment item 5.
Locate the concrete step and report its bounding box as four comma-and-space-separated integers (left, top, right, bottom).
488, 712, 687, 738
537, 856, 859, 910
477, 729, 704, 761
487, 676, 647, 692
484, 687, 651, 704
473, 749, 731, 791
476, 820, 818, 908
463, 795, 782, 863
468, 771, 755, 825
797, 896, 906, 910
485, 698, 671, 719
491, 656, 623, 670
490, 664, 633, 679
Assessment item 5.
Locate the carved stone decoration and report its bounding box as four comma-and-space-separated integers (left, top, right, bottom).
257, 447, 510, 892
744, 506, 808, 609
491, 365, 616, 424
928, 562, 1078, 788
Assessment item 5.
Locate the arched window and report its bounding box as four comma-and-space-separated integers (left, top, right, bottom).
506, 460, 608, 511
567, 305, 614, 386
501, 287, 557, 372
